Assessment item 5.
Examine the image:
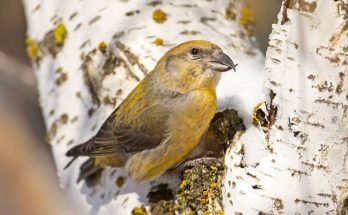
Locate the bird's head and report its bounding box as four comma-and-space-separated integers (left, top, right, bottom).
156, 40, 237, 93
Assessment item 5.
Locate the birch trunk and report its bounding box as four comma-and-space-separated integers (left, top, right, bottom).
23, 0, 264, 214
224, 0, 348, 214
23, 0, 348, 214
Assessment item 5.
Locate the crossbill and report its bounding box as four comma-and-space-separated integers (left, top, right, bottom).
65, 40, 236, 183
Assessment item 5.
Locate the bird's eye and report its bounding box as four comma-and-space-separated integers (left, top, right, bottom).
190, 48, 199, 56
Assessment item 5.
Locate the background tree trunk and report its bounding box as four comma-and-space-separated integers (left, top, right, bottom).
23, 0, 264, 214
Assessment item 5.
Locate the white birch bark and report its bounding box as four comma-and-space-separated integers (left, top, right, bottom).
224, 0, 348, 214
22, 0, 264, 214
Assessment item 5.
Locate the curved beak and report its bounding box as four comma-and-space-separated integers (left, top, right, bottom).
208, 52, 238, 72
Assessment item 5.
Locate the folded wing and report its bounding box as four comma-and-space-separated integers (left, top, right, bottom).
66, 102, 170, 157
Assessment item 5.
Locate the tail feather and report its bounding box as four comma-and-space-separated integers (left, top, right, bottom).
64, 138, 95, 170
66, 137, 95, 157
64, 157, 78, 170
64, 138, 105, 187
77, 158, 104, 187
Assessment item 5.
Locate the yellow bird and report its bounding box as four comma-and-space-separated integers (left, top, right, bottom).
65, 40, 236, 183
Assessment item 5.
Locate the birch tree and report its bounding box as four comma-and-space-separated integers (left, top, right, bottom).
23, 0, 347, 214
224, 0, 348, 214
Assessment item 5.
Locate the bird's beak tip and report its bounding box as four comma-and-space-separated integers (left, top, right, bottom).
210, 52, 237, 72
232, 63, 238, 72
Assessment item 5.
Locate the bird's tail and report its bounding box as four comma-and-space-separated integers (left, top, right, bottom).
64, 137, 125, 186
77, 158, 104, 187
64, 156, 78, 170
64, 137, 96, 170
64, 141, 104, 187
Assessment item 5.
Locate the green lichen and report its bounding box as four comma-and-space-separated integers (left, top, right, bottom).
174, 164, 224, 214
53, 23, 67, 46
42, 22, 67, 57
25, 22, 67, 65
150, 200, 174, 215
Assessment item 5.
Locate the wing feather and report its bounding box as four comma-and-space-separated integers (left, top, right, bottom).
66, 101, 171, 157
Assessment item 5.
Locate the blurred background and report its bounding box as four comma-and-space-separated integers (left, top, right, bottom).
0, 0, 280, 214
0, 0, 74, 214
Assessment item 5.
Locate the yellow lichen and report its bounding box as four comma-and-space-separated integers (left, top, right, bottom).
115, 176, 125, 188
180, 180, 188, 189
132, 205, 149, 215
25, 37, 39, 59
152, 9, 167, 23
239, 7, 254, 36
252, 102, 263, 126
210, 182, 218, 189
80, 52, 85, 60
53, 23, 67, 45
240, 7, 254, 26
133, 207, 143, 213
153, 37, 163, 46
98, 41, 107, 52
25, 37, 34, 46
210, 165, 218, 171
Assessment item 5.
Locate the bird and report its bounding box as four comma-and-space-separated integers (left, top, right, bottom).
65, 40, 237, 183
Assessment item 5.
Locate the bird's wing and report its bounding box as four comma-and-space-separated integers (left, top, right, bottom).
66, 102, 171, 157
115, 102, 170, 153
